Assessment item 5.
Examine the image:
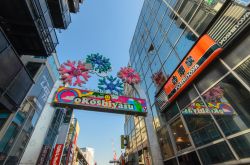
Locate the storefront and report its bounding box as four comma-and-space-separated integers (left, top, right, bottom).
156, 12, 250, 165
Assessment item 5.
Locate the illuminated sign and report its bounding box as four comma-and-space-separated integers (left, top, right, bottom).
53, 87, 147, 116
182, 100, 235, 115
50, 144, 64, 165
158, 35, 222, 109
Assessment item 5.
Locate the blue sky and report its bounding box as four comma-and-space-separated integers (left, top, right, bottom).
56, 0, 143, 164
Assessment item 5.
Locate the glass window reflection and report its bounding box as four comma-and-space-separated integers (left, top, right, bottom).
198, 142, 235, 164
167, 19, 185, 46
164, 102, 179, 122
150, 55, 162, 74
183, 99, 222, 147
178, 151, 201, 165
177, 85, 199, 110
229, 133, 250, 158
175, 28, 197, 60
235, 57, 250, 86
202, 74, 250, 136
157, 127, 175, 159
158, 39, 172, 64
170, 117, 192, 151
189, 0, 224, 35
195, 60, 228, 93
164, 51, 180, 76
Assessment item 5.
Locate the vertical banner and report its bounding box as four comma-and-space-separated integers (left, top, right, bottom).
50, 144, 64, 165
36, 145, 51, 165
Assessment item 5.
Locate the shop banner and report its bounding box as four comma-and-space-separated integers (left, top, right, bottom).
161, 35, 222, 108
50, 144, 64, 165
53, 87, 147, 116
36, 145, 51, 165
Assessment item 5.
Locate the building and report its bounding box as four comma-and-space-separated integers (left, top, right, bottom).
125, 0, 250, 165
123, 84, 155, 165
60, 117, 80, 165
0, 0, 83, 164
0, 54, 58, 164
72, 146, 89, 165
81, 147, 95, 165
20, 80, 63, 165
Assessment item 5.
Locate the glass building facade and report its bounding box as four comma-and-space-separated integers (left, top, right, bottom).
126, 0, 250, 164
0, 65, 54, 164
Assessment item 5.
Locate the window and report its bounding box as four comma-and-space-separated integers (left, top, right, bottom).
198, 142, 235, 164
157, 127, 175, 159
235, 57, 250, 86
167, 18, 185, 46
163, 51, 180, 76
0, 123, 19, 163
150, 55, 161, 74
177, 85, 199, 110
7, 68, 33, 105
153, 32, 164, 53
0, 111, 10, 130
0, 47, 22, 90
144, 68, 153, 88
148, 43, 155, 53
158, 39, 172, 64
170, 117, 192, 151
161, 9, 173, 33
229, 133, 250, 158
202, 74, 250, 136
147, 84, 157, 106
175, 28, 197, 60
177, 0, 199, 23
0, 31, 8, 52
195, 59, 228, 93
164, 158, 178, 165
178, 151, 201, 165
221, 35, 250, 68
151, 105, 160, 130
189, 1, 222, 35
183, 99, 222, 147
156, 2, 167, 24
26, 62, 42, 78
150, 21, 159, 40
164, 102, 179, 122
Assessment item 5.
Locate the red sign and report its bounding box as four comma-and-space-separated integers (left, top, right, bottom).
161, 35, 222, 108
50, 144, 64, 165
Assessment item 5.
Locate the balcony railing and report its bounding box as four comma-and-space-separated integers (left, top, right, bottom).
29, 0, 59, 54
47, 0, 72, 29
0, 0, 58, 56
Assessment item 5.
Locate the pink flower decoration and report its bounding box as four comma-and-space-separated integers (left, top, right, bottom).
117, 67, 141, 85
58, 60, 92, 86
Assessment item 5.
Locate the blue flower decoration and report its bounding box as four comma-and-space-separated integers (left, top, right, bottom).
86, 53, 112, 76
98, 76, 124, 95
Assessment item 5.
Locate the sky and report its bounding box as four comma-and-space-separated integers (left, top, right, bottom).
56, 0, 143, 164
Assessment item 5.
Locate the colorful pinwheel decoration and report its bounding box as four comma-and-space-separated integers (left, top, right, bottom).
58, 60, 92, 87
117, 67, 141, 85
98, 76, 124, 95
86, 53, 112, 77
